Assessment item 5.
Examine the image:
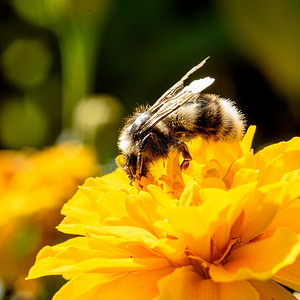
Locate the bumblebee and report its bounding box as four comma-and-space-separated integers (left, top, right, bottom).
118, 58, 245, 182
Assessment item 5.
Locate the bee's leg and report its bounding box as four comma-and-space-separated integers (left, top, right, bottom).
136, 133, 154, 179
176, 141, 192, 171
125, 155, 135, 184
128, 168, 135, 185
136, 152, 143, 180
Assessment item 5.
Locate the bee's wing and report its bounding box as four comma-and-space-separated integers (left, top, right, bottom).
139, 77, 214, 134
150, 57, 210, 113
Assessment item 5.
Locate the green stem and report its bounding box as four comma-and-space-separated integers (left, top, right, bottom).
60, 30, 91, 129
53, 2, 112, 131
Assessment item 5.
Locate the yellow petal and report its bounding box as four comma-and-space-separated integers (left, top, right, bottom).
154, 237, 188, 266
286, 137, 300, 151
262, 150, 300, 185
255, 140, 288, 173
210, 227, 300, 282
27, 235, 168, 279
85, 225, 159, 249
249, 280, 297, 300
224, 153, 256, 187
97, 268, 173, 300
242, 199, 278, 244
147, 185, 178, 208
162, 183, 256, 261
125, 187, 176, 237
254, 137, 300, 175
179, 181, 202, 207
27, 237, 123, 279
156, 267, 218, 300
273, 255, 300, 292
281, 169, 300, 183
231, 168, 259, 188
269, 206, 300, 235
219, 281, 259, 300
280, 176, 300, 208
60, 178, 101, 223
206, 183, 257, 255
242, 182, 282, 243
160, 152, 185, 197
68, 268, 172, 300
29, 255, 169, 278
54, 268, 173, 300
182, 160, 206, 183
96, 167, 131, 187
155, 266, 259, 300
240, 125, 256, 155
97, 190, 128, 220
53, 273, 120, 300
254, 137, 300, 185
57, 222, 89, 236
201, 177, 227, 189
188, 138, 243, 176
161, 202, 229, 261
68, 257, 170, 274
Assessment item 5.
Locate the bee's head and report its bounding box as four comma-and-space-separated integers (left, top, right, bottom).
118, 106, 151, 182
118, 107, 150, 156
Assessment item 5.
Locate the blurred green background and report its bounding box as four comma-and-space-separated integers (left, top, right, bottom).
1, 0, 300, 170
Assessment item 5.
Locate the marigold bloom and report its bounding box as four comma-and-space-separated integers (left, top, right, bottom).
28, 126, 300, 299
0, 143, 98, 295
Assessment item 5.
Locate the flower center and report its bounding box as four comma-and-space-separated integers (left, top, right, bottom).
188, 255, 210, 279
185, 237, 241, 279
185, 249, 211, 279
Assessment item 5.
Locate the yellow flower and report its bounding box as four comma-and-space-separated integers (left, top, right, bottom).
0, 143, 98, 294
28, 126, 300, 299
0, 143, 98, 225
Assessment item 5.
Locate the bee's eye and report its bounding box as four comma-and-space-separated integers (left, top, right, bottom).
133, 132, 139, 139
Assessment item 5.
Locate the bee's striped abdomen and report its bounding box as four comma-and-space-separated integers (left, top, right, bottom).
173, 93, 245, 141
